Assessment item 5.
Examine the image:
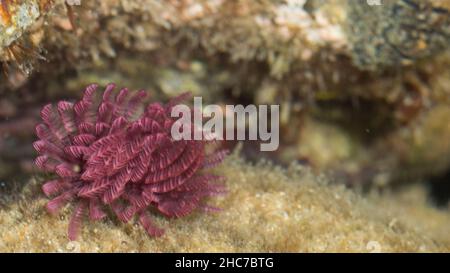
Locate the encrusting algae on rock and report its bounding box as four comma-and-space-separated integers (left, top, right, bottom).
0, 0, 54, 49
0, 154, 449, 252
0, 0, 40, 47
345, 0, 450, 70
0, 0, 53, 74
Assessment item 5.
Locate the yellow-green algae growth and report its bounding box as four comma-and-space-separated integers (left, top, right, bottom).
0, 154, 449, 252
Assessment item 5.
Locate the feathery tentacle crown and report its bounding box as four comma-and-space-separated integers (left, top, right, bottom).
34, 83, 227, 240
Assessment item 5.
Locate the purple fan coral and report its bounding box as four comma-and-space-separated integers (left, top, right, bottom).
33, 83, 227, 240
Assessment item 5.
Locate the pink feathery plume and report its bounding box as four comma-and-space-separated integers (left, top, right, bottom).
34, 84, 227, 240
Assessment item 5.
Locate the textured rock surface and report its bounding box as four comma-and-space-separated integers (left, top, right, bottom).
0, 0, 41, 50
346, 0, 450, 69
1, 0, 450, 186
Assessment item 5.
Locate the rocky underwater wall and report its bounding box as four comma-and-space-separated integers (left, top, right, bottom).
0, 0, 450, 252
